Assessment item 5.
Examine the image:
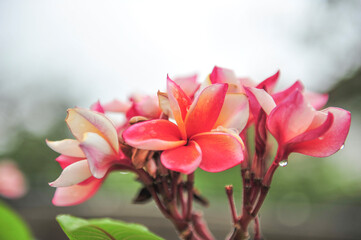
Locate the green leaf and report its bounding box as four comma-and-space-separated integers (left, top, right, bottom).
56, 214, 164, 240
0, 200, 33, 240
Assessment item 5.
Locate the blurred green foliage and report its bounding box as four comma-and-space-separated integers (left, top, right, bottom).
0, 200, 33, 240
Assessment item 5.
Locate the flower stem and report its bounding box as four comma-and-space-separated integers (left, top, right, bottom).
225, 185, 238, 224
186, 173, 195, 221
254, 215, 261, 240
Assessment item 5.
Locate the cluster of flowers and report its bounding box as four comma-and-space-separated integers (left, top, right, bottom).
47, 66, 350, 238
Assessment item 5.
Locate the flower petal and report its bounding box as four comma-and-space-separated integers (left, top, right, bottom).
209, 66, 241, 93
66, 108, 119, 153
191, 132, 244, 172
214, 93, 249, 131
103, 99, 131, 112
289, 107, 351, 157
52, 177, 102, 206
287, 112, 333, 145
185, 84, 228, 136
256, 70, 280, 93
134, 95, 161, 119
174, 74, 200, 98
304, 91, 329, 110
90, 100, 105, 113
167, 76, 192, 139
267, 90, 316, 143
49, 160, 92, 187
161, 141, 202, 174
245, 87, 276, 115
123, 119, 186, 150
79, 132, 117, 179
46, 139, 85, 158
272, 81, 304, 105
56, 155, 84, 169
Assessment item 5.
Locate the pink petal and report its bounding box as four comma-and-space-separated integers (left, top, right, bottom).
289, 107, 351, 157
185, 84, 228, 136
272, 81, 304, 105
287, 112, 333, 145
56, 155, 84, 169
49, 160, 92, 187
210, 66, 241, 93
210, 66, 237, 84
304, 91, 329, 110
134, 95, 161, 119
66, 108, 119, 153
52, 177, 102, 206
191, 132, 244, 172
79, 132, 117, 179
214, 93, 249, 131
256, 70, 280, 93
167, 76, 192, 139
90, 100, 105, 113
123, 119, 186, 150
174, 74, 200, 98
161, 141, 202, 174
245, 87, 276, 115
103, 99, 131, 112
46, 139, 85, 158
267, 90, 316, 143
239, 77, 256, 88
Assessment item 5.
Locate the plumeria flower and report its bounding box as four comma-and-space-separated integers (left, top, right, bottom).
47, 108, 130, 206
0, 160, 27, 199
123, 77, 246, 174
246, 87, 351, 161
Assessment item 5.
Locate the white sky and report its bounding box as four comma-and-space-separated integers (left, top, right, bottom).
0, 0, 360, 106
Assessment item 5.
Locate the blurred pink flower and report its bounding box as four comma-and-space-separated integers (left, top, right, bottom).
0, 160, 27, 199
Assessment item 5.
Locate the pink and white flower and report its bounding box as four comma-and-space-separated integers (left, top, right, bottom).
47, 108, 129, 206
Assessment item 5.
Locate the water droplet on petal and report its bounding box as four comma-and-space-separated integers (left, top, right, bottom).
340, 144, 345, 150
318, 136, 324, 140
279, 160, 288, 167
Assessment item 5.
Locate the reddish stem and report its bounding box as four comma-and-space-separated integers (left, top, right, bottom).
186, 173, 195, 221
191, 212, 214, 240
225, 185, 238, 224
254, 215, 261, 240
178, 183, 187, 218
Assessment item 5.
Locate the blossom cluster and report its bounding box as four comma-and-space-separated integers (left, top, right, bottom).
47, 66, 351, 206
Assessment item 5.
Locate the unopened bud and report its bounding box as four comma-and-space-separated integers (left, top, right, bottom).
131, 149, 150, 169
145, 158, 157, 179
129, 116, 149, 125
225, 185, 233, 195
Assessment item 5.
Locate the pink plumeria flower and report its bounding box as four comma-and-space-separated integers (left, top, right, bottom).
0, 160, 27, 199
123, 77, 245, 174
246, 87, 351, 161
47, 108, 129, 206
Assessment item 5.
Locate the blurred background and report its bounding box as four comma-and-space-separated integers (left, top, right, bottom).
0, 0, 360, 239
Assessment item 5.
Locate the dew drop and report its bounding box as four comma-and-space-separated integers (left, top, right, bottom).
340, 144, 345, 150
318, 136, 324, 140
279, 160, 288, 167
